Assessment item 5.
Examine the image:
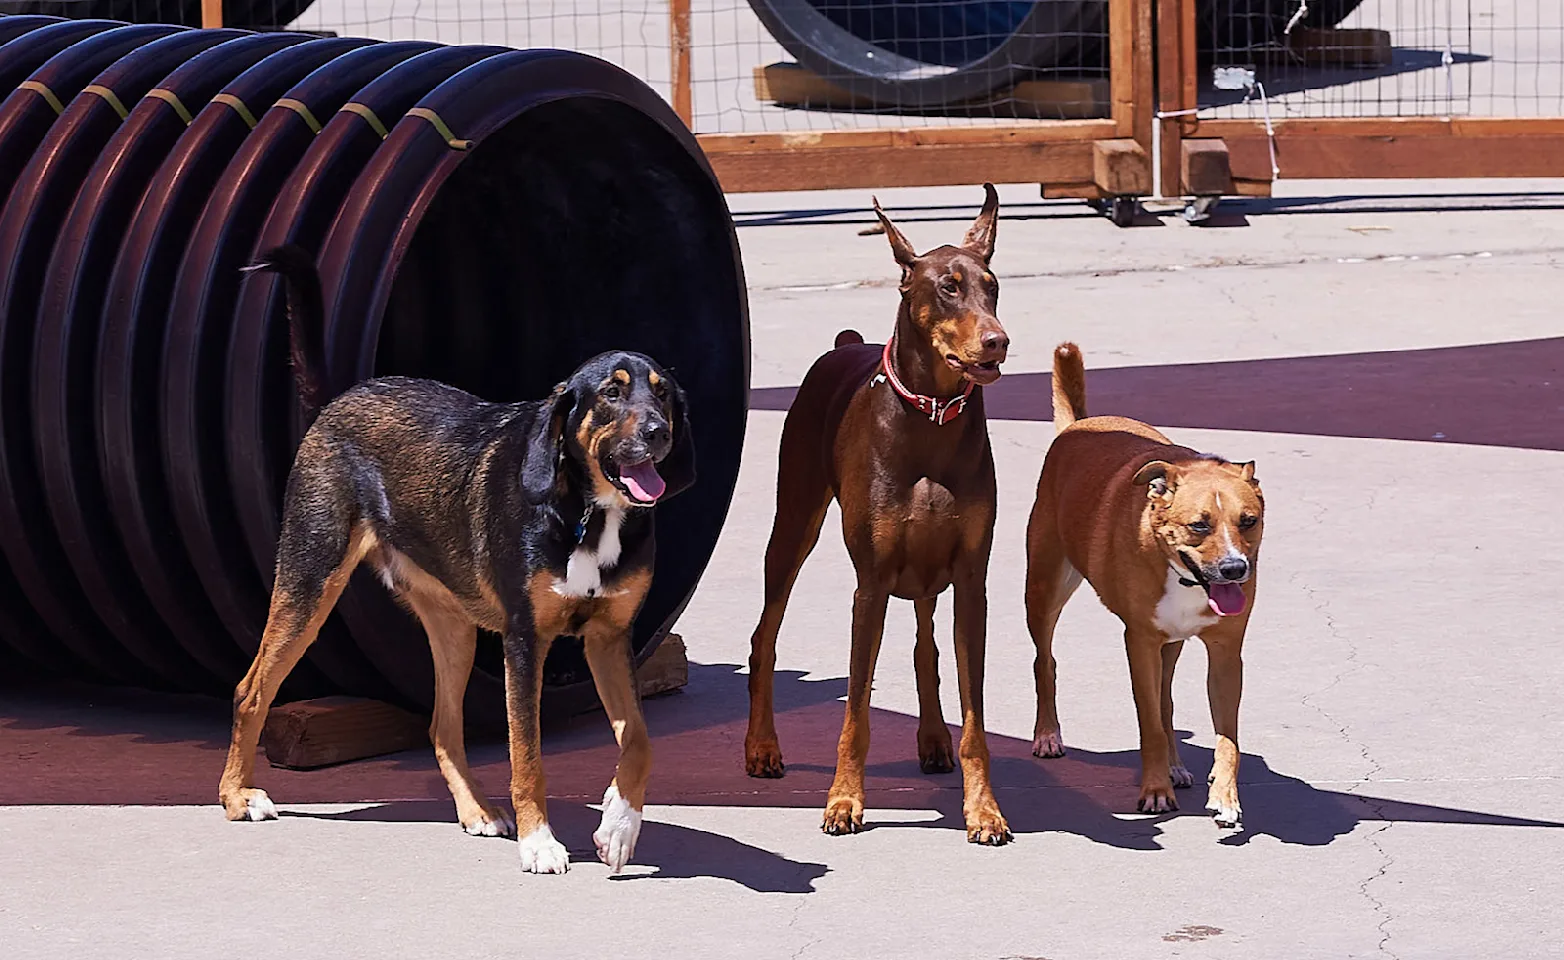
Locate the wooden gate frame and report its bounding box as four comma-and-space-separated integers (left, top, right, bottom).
1155, 0, 1564, 199
680, 0, 1159, 199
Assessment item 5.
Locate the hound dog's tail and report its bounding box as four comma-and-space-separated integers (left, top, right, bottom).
244, 244, 330, 421
1051, 342, 1088, 433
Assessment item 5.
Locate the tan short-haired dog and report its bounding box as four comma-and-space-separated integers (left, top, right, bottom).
1025, 343, 1264, 827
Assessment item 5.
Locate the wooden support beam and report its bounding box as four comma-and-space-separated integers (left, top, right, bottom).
752, 63, 1108, 121
699, 123, 1116, 192
1156, 0, 1199, 196
1287, 28, 1394, 68
1198, 117, 1564, 180
1092, 138, 1151, 195
1181, 138, 1234, 196
669, 0, 692, 128
637, 633, 688, 698
201, 0, 222, 28
263, 697, 427, 770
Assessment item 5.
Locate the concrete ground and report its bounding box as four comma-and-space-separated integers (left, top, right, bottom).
4, 180, 1564, 959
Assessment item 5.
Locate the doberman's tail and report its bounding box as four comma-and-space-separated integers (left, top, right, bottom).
1051, 342, 1088, 433
835, 329, 865, 348
243, 244, 329, 421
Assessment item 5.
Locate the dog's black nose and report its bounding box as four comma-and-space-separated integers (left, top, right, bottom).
641, 421, 670, 450
1218, 557, 1249, 581
982, 331, 1009, 354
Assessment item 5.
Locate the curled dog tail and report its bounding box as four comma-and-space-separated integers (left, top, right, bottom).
1051, 341, 1088, 433
835, 329, 865, 349
244, 244, 329, 421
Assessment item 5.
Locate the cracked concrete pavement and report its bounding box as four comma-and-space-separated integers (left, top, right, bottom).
3, 180, 1563, 959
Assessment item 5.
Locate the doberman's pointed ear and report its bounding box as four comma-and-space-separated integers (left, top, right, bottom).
521, 382, 574, 504
872, 195, 918, 283
657, 377, 697, 500
1133, 460, 1178, 499
962, 183, 999, 263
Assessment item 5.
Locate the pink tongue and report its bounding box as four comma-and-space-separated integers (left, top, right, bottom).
619, 460, 665, 503
1207, 582, 1247, 617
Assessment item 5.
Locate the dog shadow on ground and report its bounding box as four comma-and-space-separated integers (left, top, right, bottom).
278, 799, 829, 894
4, 660, 1561, 894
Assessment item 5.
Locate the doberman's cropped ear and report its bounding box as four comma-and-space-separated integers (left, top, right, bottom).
657, 377, 697, 501
962, 183, 999, 263
872, 196, 918, 282
1133, 460, 1178, 498
521, 382, 574, 504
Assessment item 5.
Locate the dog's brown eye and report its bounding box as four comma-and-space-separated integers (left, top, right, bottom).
941, 279, 960, 295
1239, 515, 1258, 529
603, 384, 622, 401
1188, 519, 1211, 535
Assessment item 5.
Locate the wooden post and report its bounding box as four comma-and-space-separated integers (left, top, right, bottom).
669, 0, 693, 128
1108, 0, 1154, 152
1157, 0, 1198, 196
201, 0, 222, 28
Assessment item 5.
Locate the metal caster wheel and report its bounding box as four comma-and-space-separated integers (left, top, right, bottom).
1089, 196, 1140, 227
1183, 196, 1221, 223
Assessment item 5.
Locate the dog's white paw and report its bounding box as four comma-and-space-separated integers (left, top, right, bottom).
1031, 729, 1065, 758
224, 788, 277, 822
1169, 763, 1195, 788
1207, 799, 1242, 828
517, 824, 570, 874
463, 808, 516, 838
592, 784, 643, 874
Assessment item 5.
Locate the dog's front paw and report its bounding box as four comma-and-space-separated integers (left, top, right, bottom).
965, 802, 1013, 846
222, 788, 278, 822
1136, 780, 1179, 814
745, 737, 786, 779
461, 804, 516, 838
917, 725, 955, 774
1206, 781, 1242, 828
517, 824, 570, 874
1169, 762, 1195, 788
1031, 728, 1065, 758
821, 796, 864, 835
592, 785, 643, 874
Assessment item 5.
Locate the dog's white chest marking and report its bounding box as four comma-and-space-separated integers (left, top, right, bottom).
1152, 568, 1218, 640
554, 506, 625, 598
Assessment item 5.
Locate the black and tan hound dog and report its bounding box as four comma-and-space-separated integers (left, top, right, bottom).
218, 246, 694, 875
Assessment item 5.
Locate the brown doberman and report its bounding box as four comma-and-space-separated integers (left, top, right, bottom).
743, 185, 1013, 844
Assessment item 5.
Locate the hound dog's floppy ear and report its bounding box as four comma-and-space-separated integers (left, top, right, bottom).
521, 382, 574, 504
656, 376, 697, 500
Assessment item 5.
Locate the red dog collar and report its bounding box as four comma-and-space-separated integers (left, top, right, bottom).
874, 337, 974, 426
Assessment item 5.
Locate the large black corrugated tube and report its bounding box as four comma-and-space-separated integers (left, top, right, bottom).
0, 18, 750, 721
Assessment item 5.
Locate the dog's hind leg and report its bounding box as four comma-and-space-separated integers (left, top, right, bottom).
1025, 510, 1081, 759
913, 596, 955, 774
1161, 640, 1194, 788
745, 450, 831, 779
219, 512, 370, 822
406, 593, 513, 838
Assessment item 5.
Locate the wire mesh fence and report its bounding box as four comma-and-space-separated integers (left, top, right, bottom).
0, 0, 1117, 132
7, 0, 1564, 133
1198, 0, 1564, 119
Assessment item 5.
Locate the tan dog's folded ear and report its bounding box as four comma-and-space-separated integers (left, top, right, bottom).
1234, 461, 1257, 483
962, 183, 999, 263
1133, 460, 1177, 498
